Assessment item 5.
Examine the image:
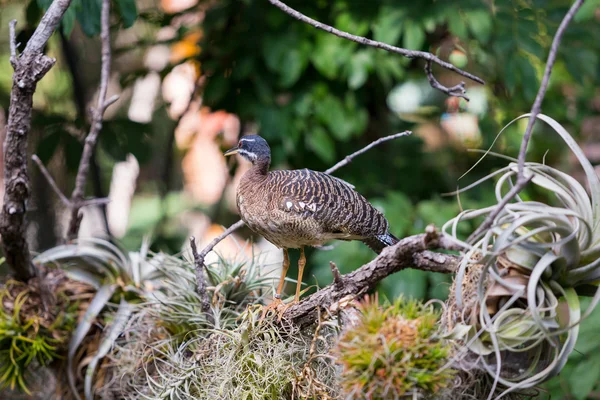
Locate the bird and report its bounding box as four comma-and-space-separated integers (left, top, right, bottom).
224, 134, 398, 317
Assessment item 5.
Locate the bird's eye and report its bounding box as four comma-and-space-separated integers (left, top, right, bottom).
238, 141, 242, 147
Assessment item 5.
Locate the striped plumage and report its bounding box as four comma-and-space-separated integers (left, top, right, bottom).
224, 134, 398, 312
237, 167, 398, 253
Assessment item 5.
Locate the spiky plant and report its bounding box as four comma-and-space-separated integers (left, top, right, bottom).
443, 114, 600, 398
335, 295, 454, 399
0, 269, 87, 394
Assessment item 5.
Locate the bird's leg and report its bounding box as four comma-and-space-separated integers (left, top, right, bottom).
295, 246, 306, 302
260, 249, 289, 321
269, 247, 306, 321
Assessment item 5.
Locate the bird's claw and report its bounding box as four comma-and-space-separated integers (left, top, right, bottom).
259, 297, 296, 322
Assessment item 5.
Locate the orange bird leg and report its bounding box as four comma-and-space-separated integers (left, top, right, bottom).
260, 248, 289, 321
294, 247, 306, 302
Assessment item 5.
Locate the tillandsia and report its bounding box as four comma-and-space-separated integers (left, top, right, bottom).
442, 114, 600, 399
335, 295, 455, 399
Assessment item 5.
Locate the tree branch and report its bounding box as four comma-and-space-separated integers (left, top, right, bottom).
467, 0, 584, 242
66, 0, 117, 241
324, 131, 411, 175
189, 236, 211, 314
283, 230, 461, 328
1, 0, 73, 281
267, 0, 484, 99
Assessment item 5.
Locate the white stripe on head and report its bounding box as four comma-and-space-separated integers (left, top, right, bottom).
240, 137, 256, 143
238, 149, 257, 161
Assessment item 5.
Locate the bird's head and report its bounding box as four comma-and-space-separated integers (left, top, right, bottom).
224, 134, 271, 165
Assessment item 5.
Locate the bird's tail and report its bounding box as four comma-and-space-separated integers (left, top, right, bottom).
363, 232, 399, 254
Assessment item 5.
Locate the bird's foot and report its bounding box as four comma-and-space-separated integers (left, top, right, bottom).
259, 296, 296, 322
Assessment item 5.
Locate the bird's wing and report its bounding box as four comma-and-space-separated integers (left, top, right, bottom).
270, 169, 388, 237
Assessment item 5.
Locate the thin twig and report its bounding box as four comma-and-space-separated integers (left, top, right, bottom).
1, 0, 73, 281
325, 131, 411, 174
467, 0, 584, 242
66, 0, 118, 241
31, 155, 70, 206
330, 261, 344, 291
8, 20, 17, 67
190, 236, 211, 314
267, 0, 484, 98
424, 61, 468, 100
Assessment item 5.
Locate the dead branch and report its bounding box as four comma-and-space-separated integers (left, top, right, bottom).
468, 0, 585, 242
189, 236, 211, 314
1, 0, 73, 281
66, 0, 118, 241
267, 0, 484, 100
324, 131, 411, 175
283, 230, 461, 328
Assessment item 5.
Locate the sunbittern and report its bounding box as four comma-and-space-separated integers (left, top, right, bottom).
224, 135, 398, 316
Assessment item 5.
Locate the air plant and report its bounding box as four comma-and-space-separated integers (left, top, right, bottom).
0, 271, 85, 394
335, 295, 454, 399
443, 113, 600, 398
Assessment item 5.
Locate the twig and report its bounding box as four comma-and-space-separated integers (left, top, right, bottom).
31, 155, 70, 206
190, 236, 211, 314
330, 261, 344, 290
267, 0, 484, 99
32, 155, 113, 209
1, 0, 73, 281
467, 0, 584, 242
424, 61, 468, 100
66, 0, 118, 241
324, 131, 411, 174
283, 230, 461, 328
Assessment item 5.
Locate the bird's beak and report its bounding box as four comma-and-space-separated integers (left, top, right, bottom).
224, 147, 239, 157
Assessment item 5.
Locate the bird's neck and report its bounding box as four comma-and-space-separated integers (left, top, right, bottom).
251, 157, 270, 176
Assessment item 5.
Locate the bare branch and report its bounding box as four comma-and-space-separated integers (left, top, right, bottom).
466, 0, 584, 242
324, 131, 412, 175
515, 0, 584, 178
67, 0, 116, 241
267, 0, 484, 98
1, 0, 73, 281
195, 220, 246, 269
8, 20, 17, 68
31, 155, 70, 207
424, 61, 468, 100
329, 261, 344, 291
190, 236, 211, 314
283, 231, 461, 328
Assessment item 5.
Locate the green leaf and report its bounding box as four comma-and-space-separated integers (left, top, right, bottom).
515, 56, 538, 101
115, 0, 138, 28
465, 10, 492, 43
379, 269, 428, 300
372, 8, 403, 44
311, 33, 353, 79
574, 0, 600, 22
316, 95, 352, 140
371, 191, 414, 236
335, 12, 369, 37
403, 20, 425, 50
306, 127, 335, 163
61, 4, 78, 36
77, 0, 101, 37
446, 12, 467, 39
348, 51, 373, 89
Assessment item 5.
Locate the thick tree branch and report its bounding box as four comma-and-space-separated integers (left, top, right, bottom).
267, 0, 484, 99
1, 0, 73, 281
283, 230, 461, 328
67, 0, 117, 241
467, 0, 584, 242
